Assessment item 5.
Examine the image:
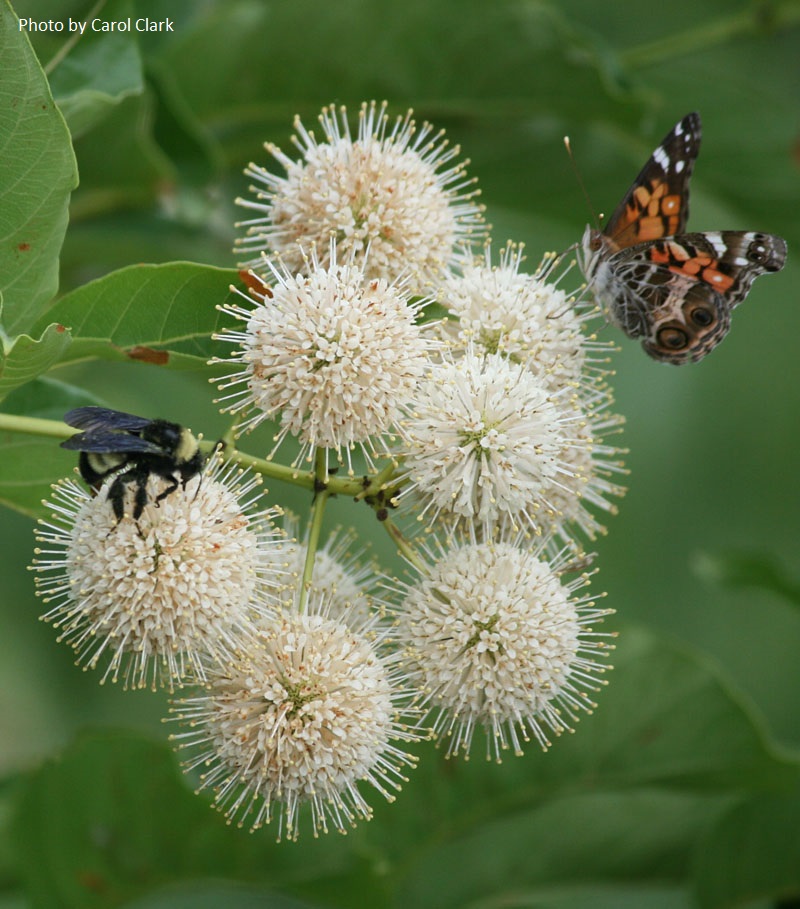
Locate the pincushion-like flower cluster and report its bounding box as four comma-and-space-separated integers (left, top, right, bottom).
32, 101, 624, 839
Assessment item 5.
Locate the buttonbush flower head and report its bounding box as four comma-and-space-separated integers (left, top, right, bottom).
270, 517, 377, 626
393, 536, 615, 760
398, 346, 594, 537
170, 593, 421, 840
542, 396, 627, 548
31, 459, 285, 691
438, 242, 614, 393
235, 100, 486, 292
214, 239, 438, 472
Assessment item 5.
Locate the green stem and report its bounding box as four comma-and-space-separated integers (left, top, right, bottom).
297, 450, 331, 615
356, 458, 399, 501
0, 411, 390, 497
205, 442, 316, 492
382, 516, 426, 573
0, 413, 76, 440
44, 0, 107, 74
620, 2, 800, 68
2, 411, 417, 572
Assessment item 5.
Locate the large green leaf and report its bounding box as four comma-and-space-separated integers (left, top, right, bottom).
396, 790, 716, 909
0, 0, 77, 334
152, 0, 648, 168
10, 630, 791, 909
47, 0, 144, 138
387, 621, 797, 907
0, 314, 71, 400
379, 629, 795, 852
694, 550, 800, 609
33, 262, 239, 369
541, 628, 795, 790
694, 785, 800, 908
10, 731, 377, 909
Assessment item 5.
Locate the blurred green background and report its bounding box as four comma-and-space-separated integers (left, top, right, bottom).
2, 0, 800, 906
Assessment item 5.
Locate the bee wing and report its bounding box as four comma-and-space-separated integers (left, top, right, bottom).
63, 406, 152, 433
61, 430, 165, 454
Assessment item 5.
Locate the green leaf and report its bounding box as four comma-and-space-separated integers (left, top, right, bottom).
47, 0, 145, 138
381, 628, 794, 850
391, 619, 797, 909
10, 730, 375, 909
694, 550, 800, 609
32, 262, 239, 369
0, 316, 71, 401
467, 887, 696, 909
365, 630, 797, 908
544, 628, 796, 791
0, 377, 93, 516
11, 731, 221, 909
124, 882, 321, 909
694, 784, 800, 908
0, 1, 78, 334
397, 789, 717, 909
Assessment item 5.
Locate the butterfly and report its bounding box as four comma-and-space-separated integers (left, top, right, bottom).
580, 112, 787, 364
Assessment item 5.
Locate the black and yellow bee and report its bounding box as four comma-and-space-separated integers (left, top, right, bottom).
61, 406, 204, 522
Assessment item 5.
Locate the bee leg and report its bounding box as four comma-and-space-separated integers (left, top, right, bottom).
154, 473, 179, 508
106, 475, 129, 527
132, 470, 151, 521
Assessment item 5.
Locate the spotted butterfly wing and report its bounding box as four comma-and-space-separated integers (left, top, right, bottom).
603, 111, 700, 247
581, 112, 787, 364
599, 229, 787, 362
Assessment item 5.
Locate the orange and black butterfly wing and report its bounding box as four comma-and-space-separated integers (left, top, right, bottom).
606, 230, 787, 362
603, 112, 702, 249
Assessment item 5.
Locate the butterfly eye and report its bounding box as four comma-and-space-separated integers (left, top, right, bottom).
656, 327, 689, 350
688, 306, 715, 328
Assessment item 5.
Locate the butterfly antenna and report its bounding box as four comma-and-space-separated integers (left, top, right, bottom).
563, 135, 603, 231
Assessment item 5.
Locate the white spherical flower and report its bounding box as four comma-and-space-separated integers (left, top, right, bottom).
235, 100, 486, 292
395, 538, 614, 760
214, 241, 437, 471
170, 596, 421, 839
399, 348, 587, 536
543, 398, 627, 548
438, 243, 614, 393
270, 518, 376, 626
31, 459, 285, 690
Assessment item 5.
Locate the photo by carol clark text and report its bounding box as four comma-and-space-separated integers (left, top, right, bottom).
18, 17, 175, 33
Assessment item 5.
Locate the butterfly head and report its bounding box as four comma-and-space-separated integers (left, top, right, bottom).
580, 224, 612, 284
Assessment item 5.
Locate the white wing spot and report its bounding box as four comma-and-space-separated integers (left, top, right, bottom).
707, 235, 727, 256
653, 147, 670, 169
675, 160, 685, 173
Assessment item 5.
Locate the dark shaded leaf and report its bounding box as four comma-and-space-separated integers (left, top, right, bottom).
48, 0, 144, 138
694, 551, 800, 608
0, 377, 96, 516
694, 784, 800, 909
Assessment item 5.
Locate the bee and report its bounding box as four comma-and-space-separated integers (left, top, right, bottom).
61, 406, 205, 522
